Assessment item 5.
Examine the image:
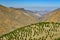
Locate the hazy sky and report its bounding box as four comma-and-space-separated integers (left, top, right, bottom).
0, 0, 60, 8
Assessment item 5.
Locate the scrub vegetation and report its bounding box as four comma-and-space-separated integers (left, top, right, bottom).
0, 22, 60, 40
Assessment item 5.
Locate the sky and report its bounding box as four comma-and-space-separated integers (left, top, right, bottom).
0, 0, 60, 11
0, 0, 60, 8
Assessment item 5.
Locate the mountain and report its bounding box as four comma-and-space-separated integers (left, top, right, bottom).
41, 8, 60, 22
0, 22, 60, 40
10, 7, 41, 20
0, 5, 39, 35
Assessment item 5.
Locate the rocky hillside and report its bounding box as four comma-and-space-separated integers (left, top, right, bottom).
42, 8, 60, 22
0, 5, 39, 35
0, 22, 60, 40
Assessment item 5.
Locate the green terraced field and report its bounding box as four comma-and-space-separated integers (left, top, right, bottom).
0, 22, 60, 40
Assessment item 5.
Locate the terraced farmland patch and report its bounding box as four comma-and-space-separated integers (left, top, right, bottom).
0, 22, 60, 40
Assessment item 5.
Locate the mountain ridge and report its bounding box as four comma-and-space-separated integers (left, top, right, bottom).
0, 5, 39, 35
0, 22, 60, 40
41, 8, 60, 22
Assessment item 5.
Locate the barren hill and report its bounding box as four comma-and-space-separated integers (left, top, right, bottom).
42, 8, 60, 22
0, 5, 39, 35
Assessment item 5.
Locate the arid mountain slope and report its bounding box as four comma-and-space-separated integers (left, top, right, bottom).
42, 8, 60, 22
0, 5, 39, 35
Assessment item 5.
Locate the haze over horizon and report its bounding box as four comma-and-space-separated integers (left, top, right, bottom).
0, 0, 60, 11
